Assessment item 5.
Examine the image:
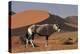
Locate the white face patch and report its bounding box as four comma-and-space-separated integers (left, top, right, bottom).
58, 29, 60, 32
53, 24, 58, 30
52, 24, 61, 32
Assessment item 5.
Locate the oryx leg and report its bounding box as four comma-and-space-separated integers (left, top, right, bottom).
30, 39, 35, 48
26, 38, 29, 48
45, 36, 48, 47
28, 33, 35, 48
28, 27, 35, 48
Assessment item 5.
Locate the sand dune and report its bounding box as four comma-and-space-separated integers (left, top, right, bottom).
11, 10, 77, 36
65, 16, 78, 25
11, 10, 49, 29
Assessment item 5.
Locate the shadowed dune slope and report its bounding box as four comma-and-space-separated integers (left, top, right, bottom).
65, 16, 78, 25
36, 14, 77, 31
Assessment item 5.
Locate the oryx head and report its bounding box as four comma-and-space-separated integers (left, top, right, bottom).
52, 24, 61, 32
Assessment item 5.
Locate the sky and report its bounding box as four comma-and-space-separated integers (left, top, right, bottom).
11, 1, 78, 18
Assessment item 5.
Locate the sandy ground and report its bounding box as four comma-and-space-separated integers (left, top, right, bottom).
11, 31, 78, 53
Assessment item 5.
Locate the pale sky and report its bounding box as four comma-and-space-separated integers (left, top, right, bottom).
11, 1, 78, 18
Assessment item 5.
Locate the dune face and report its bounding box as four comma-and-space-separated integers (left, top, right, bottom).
65, 16, 78, 25
11, 10, 49, 29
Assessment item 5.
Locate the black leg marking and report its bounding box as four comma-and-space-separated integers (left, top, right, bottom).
45, 36, 48, 47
